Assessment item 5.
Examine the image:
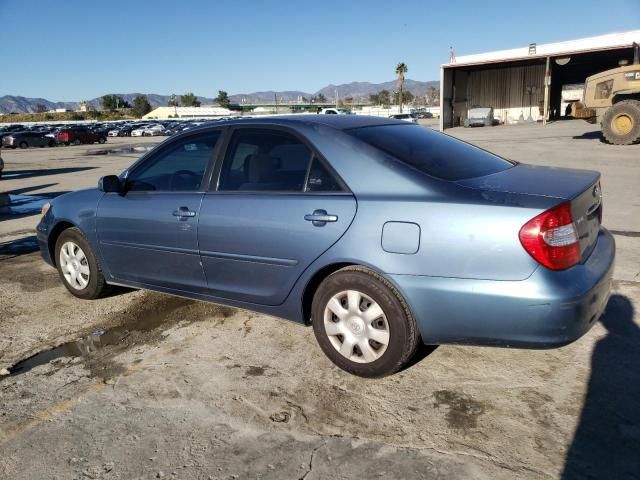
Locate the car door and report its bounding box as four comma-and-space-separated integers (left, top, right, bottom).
96, 130, 222, 291
198, 127, 356, 306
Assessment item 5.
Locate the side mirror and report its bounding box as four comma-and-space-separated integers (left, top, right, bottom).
98, 175, 122, 193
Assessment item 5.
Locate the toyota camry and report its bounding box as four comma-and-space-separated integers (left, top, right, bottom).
36, 115, 615, 377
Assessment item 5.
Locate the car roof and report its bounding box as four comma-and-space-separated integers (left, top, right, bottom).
200, 114, 404, 131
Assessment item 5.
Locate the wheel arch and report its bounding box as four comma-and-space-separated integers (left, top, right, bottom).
612, 93, 640, 104
47, 220, 77, 267
300, 261, 412, 326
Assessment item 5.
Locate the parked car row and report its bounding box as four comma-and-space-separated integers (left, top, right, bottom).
0, 117, 251, 149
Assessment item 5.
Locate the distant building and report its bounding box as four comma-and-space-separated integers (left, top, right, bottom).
440, 30, 640, 129
143, 105, 233, 119
79, 101, 89, 112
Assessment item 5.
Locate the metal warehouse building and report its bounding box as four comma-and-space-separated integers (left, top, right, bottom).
440, 30, 640, 130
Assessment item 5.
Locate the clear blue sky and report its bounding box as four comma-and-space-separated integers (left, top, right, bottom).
1, 0, 638, 101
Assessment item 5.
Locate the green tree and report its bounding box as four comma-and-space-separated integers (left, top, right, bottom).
313, 93, 327, 103
101, 95, 128, 111
215, 90, 230, 109
132, 95, 152, 117
35, 104, 48, 113
395, 90, 414, 105
181, 92, 201, 107
374, 89, 391, 106
395, 62, 408, 113
102, 95, 117, 111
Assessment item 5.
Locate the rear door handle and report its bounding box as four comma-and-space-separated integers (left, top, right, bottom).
304, 209, 338, 226
173, 206, 196, 220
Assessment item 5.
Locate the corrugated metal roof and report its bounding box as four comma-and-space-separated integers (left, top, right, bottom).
444, 30, 640, 68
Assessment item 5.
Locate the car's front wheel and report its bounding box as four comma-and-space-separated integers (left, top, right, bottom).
55, 228, 110, 299
311, 266, 420, 377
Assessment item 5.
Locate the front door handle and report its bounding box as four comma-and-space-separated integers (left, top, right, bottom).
304, 209, 338, 226
173, 206, 196, 220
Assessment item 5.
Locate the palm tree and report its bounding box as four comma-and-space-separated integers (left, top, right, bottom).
395, 62, 408, 113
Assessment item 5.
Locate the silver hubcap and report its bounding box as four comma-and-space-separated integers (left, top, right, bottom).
59, 241, 90, 290
323, 290, 390, 363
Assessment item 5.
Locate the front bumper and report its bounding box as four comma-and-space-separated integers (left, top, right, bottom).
36, 215, 54, 266
390, 228, 615, 348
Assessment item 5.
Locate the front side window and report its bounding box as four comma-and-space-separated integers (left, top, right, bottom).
219, 129, 313, 192
127, 132, 220, 192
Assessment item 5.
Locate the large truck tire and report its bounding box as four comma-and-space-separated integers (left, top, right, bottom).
601, 99, 640, 145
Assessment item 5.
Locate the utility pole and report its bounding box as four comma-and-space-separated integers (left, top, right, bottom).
274, 93, 278, 114
335, 88, 338, 108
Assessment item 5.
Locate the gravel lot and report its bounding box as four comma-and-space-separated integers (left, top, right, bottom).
1, 121, 639, 480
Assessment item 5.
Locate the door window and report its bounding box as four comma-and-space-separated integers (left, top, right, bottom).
219, 129, 312, 192
127, 132, 220, 192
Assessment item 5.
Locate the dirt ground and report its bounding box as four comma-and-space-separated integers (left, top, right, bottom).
1, 121, 639, 480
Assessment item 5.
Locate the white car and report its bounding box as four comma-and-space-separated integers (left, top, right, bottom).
389, 113, 418, 123
108, 129, 121, 137
131, 126, 149, 137
321, 108, 353, 115
142, 125, 166, 136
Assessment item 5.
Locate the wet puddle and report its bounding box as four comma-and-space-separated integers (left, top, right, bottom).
0, 193, 54, 218
6, 328, 122, 378
1, 295, 232, 382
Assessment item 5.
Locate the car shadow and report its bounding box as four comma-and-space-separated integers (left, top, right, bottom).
401, 344, 439, 372
2, 183, 58, 195
0, 235, 39, 258
0, 191, 69, 220
1, 167, 96, 180
561, 294, 640, 479
572, 131, 604, 141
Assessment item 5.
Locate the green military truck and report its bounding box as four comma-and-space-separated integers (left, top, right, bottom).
573, 42, 640, 145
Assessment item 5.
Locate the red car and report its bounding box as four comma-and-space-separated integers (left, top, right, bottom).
56, 127, 106, 146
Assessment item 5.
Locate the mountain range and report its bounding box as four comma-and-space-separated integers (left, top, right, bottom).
0, 79, 438, 114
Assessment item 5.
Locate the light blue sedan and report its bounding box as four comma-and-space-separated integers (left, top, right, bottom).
37, 115, 614, 377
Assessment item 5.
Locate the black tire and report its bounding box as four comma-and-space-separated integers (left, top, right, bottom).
19, 141, 28, 149
311, 266, 420, 377
54, 227, 111, 300
73, 138, 82, 145
601, 99, 640, 145
48, 140, 56, 147
98, 137, 106, 144
64, 142, 70, 146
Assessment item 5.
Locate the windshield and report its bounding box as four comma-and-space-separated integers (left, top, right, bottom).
348, 124, 514, 181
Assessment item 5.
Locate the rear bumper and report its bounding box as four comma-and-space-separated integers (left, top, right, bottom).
390, 228, 615, 348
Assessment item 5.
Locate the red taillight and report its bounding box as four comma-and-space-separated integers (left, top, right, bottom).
519, 202, 580, 271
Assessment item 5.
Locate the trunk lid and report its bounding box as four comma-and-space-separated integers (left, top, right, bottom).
457, 163, 602, 260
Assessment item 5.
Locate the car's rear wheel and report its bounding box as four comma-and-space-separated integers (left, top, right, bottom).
19, 141, 28, 149
73, 139, 81, 145
311, 266, 420, 377
98, 137, 106, 144
48, 140, 56, 147
55, 228, 110, 299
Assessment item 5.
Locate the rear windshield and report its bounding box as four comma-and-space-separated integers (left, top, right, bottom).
348, 124, 514, 181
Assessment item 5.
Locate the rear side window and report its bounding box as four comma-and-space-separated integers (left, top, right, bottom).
219, 129, 313, 192
348, 124, 514, 181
